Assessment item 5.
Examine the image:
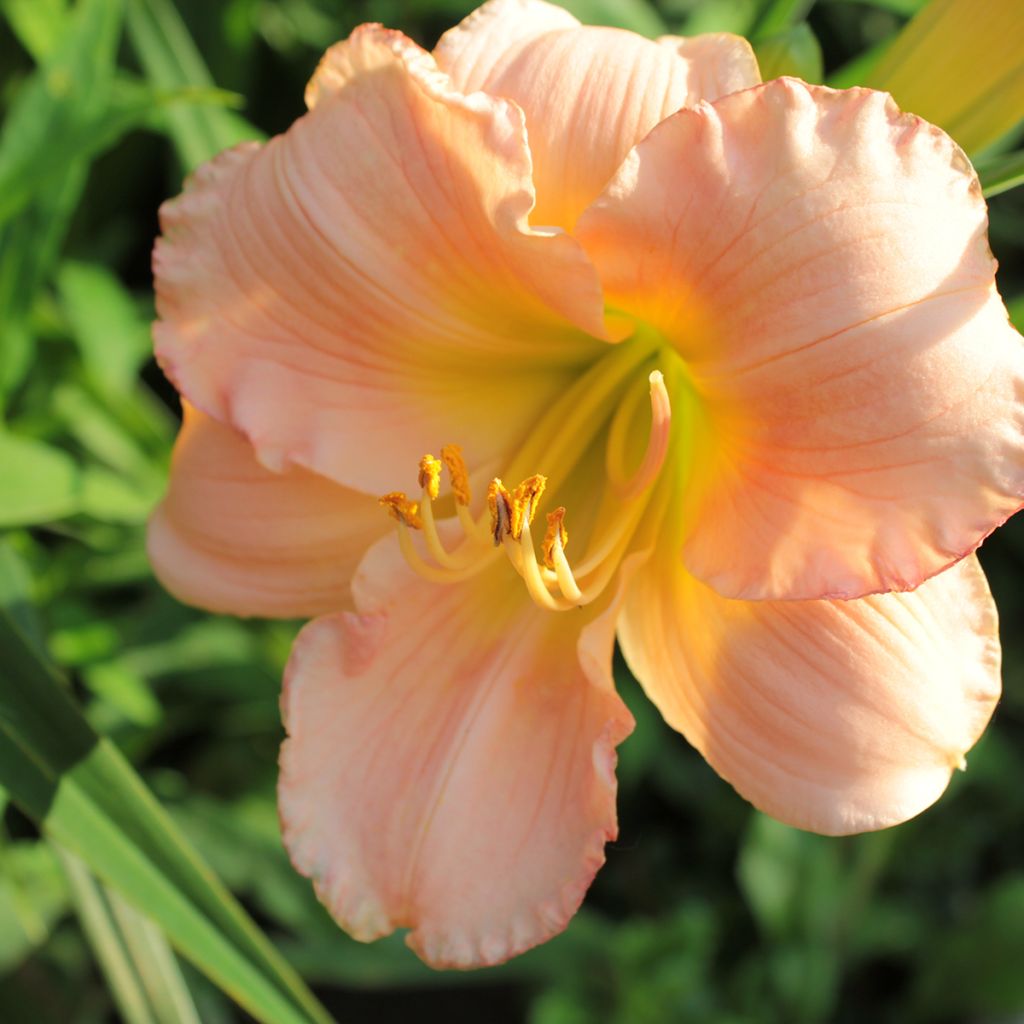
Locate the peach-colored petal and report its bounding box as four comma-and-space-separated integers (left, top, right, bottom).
658, 33, 762, 98
435, 0, 759, 230
578, 78, 1024, 601
154, 25, 608, 496
618, 552, 1000, 836
278, 531, 634, 968
148, 406, 385, 618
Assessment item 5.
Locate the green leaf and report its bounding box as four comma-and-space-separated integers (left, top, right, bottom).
827, 0, 924, 12
827, 35, 894, 88
0, 432, 80, 526
0, 839, 69, 973
51, 383, 159, 481
911, 875, 1024, 1016
558, 0, 665, 34
0, 424, 158, 530
1007, 294, 1024, 332
108, 885, 203, 1024
753, 23, 824, 81
0, 166, 87, 401
681, 0, 760, 36
0, 0, 70, 61
0, 0, 125, 400
82, 660, 163, 728
0, 606, 333, 1024
0, 540, 43, 651
862, 0, 1024, 156
126, 0, 263, 172
60, 847, 160, 1024
62, 847, 202, 1024
978, 149, 1024, 198
80, 466, 159, 525
0, 0, 125, 229
752, 0, 816, 40
57, 263, 153, 395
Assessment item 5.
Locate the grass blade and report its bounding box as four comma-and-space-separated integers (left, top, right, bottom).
979, 150, 1024, 198
108, 886, 203, 1024
0, 605, 334, 1024
126, 0, 263, 171
58, 846, 158, 1024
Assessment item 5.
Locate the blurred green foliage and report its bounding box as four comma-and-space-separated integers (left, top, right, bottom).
0, 0, 1022, 1021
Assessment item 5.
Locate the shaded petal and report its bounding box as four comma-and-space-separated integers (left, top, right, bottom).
435, 0, 758, 230
578, 78, 1024, 601
148, 406, 385, 618
278, 533, 634, 968
154, 25, 608, 496
618, 552, 1000, 836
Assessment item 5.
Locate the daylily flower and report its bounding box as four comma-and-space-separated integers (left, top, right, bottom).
148, 0, 1024, 969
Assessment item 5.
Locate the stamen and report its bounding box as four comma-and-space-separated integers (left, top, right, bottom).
510, 475, 546, 540
382, 336, 673, 610
440, 444, 471, 506
505, 331, 659, 485
419, 479, 477, 571
542, 508, 582, 602
542, 508, 568, 572
396, 521, 498, 584
512, 521, 574, 611
379, 492, 422, 529
487, 479, 513, 546
615, 370, 672, 500
418, 454, 442, 500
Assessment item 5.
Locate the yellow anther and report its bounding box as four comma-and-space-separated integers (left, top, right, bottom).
542, 507, 569, 571
487, 479, 513, 546
510, 474, 546, 541
440, 444, 472, 506
418, 454, 442, 501
379, 492, 422, 529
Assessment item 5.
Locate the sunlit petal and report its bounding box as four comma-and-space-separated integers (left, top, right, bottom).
278, 530, 634, 967
619, 553, 1000, 835
154, 26, 608, 496
579, 78, 1024, 601
436, 0, 759, 230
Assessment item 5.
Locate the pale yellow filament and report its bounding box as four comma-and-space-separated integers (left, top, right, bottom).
380, 332, 681, 609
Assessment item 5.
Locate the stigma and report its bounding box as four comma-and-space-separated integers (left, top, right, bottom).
377, 370, 672, 612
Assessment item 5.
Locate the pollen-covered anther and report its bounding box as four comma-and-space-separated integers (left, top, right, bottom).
440, 444, 472, 506
542, 507, 569, 571
418, 454, 442, 501
539, 505, 582, 604
379, 492, 422, 529
488, 479, 513, 546
510, 474, 547, 541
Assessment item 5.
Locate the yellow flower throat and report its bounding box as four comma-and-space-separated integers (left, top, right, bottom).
379, 330, 684, 612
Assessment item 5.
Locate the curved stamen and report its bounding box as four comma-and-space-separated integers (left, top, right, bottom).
418, 484, 479, 570
397, 521, 498, 584
611, 370, 672, 500
380, 336, 673, 608
543, 508, 583, 602
512, 522, 575, 611
505, 331, 659, 485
